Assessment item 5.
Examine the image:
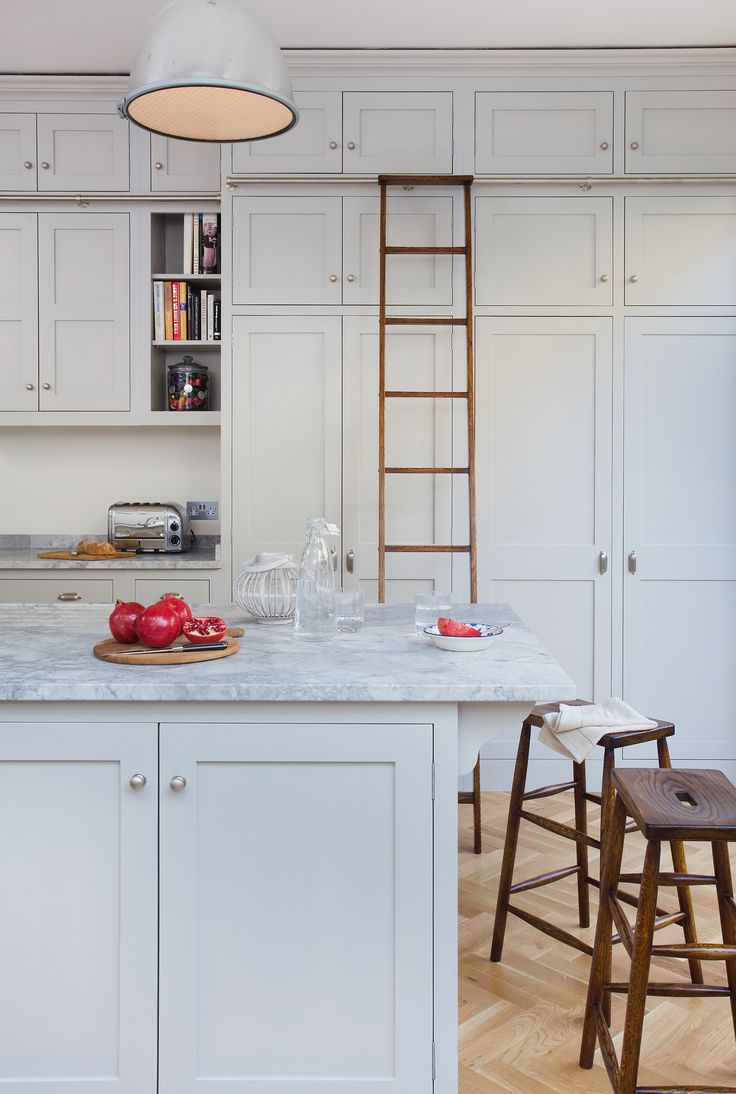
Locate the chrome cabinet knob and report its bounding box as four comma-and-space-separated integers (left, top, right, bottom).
170, 775, 187, 792
41, 161, 50, 169
329, 141, 338, 150
347, 141, 356, 150
346, 549, 355, 574
42, 382, 51, 390
630, 141, 639, 150
154, 161, 163, 169
629, 274, 640, 283
346, 274, 355, 282
57, 592, 81, 601
329, 274, 338, 282
599, 550, 608, 575
23, 160, 33, 169
599, 141, 609, 151
130, 773, 147, 790
628, 550, 637, 574
599, 274, 609, 283
25, 383, 34, 390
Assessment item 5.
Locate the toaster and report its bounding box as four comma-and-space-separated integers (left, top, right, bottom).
108, 502, 193, 553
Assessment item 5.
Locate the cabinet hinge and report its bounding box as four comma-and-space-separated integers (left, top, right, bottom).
431, 761, 436, 801
432, 1040, 436, 1081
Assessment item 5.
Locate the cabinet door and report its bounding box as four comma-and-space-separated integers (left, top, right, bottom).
343, 92, 453, 174
625, 196, 736, 305
623, 318, 736, 761
475, 196, 613, 306
342, 317, 454, 601
232, 195, 342, 304
37, 114, 130, 191
0, 577, 114, 603
150, 135, 221, 191
0, 113, 37, 190
159, 720, 433, 1094
232, 91, 342, 173
0, 213, 38, 411
626, 91, 736, 174
475, 317, 613, 701
475, 92, 613, 175
232, 316, 342, 564
38, 213, 130, 411
343, 193, 454, 306
0, 721, 157, 1094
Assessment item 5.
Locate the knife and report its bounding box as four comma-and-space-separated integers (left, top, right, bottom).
115, 641, 229, 655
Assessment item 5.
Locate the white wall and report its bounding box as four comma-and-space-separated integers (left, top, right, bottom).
0, 428, 220, 536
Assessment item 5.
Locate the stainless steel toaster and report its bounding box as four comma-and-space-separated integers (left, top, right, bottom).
108, 502, 192, 553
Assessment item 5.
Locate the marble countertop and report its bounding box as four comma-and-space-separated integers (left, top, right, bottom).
0, 602, 575, 704
0, 546, 221, 570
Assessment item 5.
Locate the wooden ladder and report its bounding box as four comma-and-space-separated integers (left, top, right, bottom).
377, 174, 478, 606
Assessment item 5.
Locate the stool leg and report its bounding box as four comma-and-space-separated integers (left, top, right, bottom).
600, 747, 616, 1026
573, 760, 591, 929
656, 737, 704, 985
580, 793, 627, 1069
712, 840, 736, 1042
619, 838, 662, 1094
473, 757, 482, 855
490, 722, 531, 963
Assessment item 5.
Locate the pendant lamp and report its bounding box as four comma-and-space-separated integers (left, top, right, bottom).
118, 0, 298, 143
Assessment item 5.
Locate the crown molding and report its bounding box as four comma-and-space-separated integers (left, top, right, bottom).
0, 75, 127, 99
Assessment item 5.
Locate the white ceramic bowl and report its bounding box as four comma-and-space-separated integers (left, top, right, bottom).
423, 622, 503, 652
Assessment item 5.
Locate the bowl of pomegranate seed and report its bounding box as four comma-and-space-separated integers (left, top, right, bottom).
424, 618, 503, 652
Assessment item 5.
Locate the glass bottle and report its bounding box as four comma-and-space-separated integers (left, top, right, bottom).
293, 518, 337, 641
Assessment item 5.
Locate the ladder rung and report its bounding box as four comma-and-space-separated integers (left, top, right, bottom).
651, 943, 736, 960
385, 390, 469, 399
384, 466, 469, 475
383, 316, 468, 326
605, 981, 733, 998
384, 545, 471, 553
379, 174, 474, 186
384, 245, 467, 255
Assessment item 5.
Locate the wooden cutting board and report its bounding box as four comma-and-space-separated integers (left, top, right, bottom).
94, 635, 240, 666
38, 550, 134, 561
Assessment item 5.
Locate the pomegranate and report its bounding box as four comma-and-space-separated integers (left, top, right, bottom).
183, 616, 228, 644
437, 618, 482, 638
108, 600, 145, 644
159, 594, 193, 628
136, 601, 182, 648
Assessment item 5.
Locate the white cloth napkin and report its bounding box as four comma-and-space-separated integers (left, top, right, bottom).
538, 699, 657, 763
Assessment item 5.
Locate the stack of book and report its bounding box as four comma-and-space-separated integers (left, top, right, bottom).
153, 281, 221, 342
183, 212, 220, 275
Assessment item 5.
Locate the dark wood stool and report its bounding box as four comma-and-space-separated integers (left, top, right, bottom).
580, 767, 736, 1094
490, 700, 702, 981
459, 757, 482, 854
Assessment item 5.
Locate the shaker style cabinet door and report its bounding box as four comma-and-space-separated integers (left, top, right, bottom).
159, 720, 433, 1094
475, 196, 613, 306
623, 318, 736, 761
150, 134, 221, 192
342, 92, 453, 174
0, 113, 37, 189
625, 196, 736, 305
475, 317, 613, 702
0, 721, 158, 1094
342, 316, 454, 601
231, 315, 342, 565
0, 577, 114, 603
475, 92, 614, 175
36, 114, 130, 191
38, 213, 130, 411
232, 195, 342, 304
231, 91, 342, 174
625, 91, 736, 174
0, 213, 38, 411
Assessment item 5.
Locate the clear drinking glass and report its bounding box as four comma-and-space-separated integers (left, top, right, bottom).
336, 588, 365, 632
415, 592, 451, 636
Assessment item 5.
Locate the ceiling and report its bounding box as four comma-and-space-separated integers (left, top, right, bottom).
1, 0, 735, 72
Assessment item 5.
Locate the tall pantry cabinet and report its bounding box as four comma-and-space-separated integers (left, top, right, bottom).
228, 61, 736, 782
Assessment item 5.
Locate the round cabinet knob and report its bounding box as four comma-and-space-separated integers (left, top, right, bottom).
41, 161, 50, 169
630, 141, 639, 150
130, 773, 147, 790
42, 382, 51, 390
629, 274, 640, 283
329, 274, 338, 282
329, 141, 338, 150
346, 274, 355, 282
347, 141, 356, 150
170, 775, 187, 793
599, 141, 609, 151
154, 161, 163, 170
25, 382, 34, 390
23, 160, 33, 169
599, 274, 609, 283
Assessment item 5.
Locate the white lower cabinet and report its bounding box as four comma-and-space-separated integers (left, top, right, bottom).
158, 720, 434, 1093
0, 721, 158, 1093
0, 576, 115, 603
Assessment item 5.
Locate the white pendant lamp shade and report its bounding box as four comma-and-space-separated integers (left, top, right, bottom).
119, 0, 298, 142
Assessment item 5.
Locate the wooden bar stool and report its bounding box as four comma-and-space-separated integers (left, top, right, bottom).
580, 767, 736, 1094
490, 700, 702, 981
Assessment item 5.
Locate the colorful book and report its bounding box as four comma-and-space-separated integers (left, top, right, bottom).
182, 216, 193, 275
172, 280, 180, 340
163, 281, 173, 341
153, 281, 165, 342
179, 281, 187, 341
201, 213, 219, 274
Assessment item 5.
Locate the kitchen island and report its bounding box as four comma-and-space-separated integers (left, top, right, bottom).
0, 602, 574, 1094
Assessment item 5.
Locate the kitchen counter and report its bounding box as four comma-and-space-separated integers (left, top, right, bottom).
0, 545, 221, 569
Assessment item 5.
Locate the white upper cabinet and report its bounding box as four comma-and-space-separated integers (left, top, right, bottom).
475, 196, 613, 306
232, 91, 342, 174
626, 91, 736, 174
343, 92, 453, 174
625, 196, 736, 305
36, 114, 130, 191
475, 92, 613, 175
0, 113, 37, 189
150, 135, 220, 192
0, 213, 38, 411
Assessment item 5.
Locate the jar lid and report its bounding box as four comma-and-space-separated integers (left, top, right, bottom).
168, 354, 207, 372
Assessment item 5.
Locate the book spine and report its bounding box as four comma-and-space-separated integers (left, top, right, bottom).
179, 280, 187, 341
164, 281, 173, 341
182, 215, 193, 275
172, 280, 180, 340
213, 297, 221, 341
186, 286, 193, 341
207, 293, 214, 341
200, 288, 207, 341
193, 293, 200, 341
193, 214, 201, 275
153, 281, 165, 342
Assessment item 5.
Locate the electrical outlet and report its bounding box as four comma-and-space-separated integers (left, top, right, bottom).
186, 501, 219, 521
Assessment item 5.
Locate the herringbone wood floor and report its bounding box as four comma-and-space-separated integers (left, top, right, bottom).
458, 791, 736, 1093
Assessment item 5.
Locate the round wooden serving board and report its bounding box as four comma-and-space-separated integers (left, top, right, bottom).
94, 634, 240, 666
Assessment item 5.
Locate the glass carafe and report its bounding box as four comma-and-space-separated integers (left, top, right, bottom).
293, 518, 337, 641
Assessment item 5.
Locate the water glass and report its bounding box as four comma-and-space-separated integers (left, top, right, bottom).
336, 588, 365, 632
415, 592, 451, 636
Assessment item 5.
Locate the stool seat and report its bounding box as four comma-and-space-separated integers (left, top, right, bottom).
525, 701, 675, 750
613, 767, 736, 841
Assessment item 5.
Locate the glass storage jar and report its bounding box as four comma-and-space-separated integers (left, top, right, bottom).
168, 355, 209, 411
